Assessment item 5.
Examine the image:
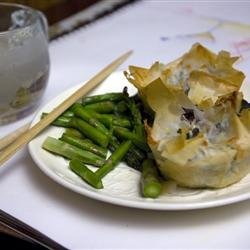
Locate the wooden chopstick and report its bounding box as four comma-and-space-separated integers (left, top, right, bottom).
0, 50, 132, 166
0, 122, 31, 151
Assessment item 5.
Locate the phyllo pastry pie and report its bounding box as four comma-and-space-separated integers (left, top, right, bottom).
125, 43, 250, 188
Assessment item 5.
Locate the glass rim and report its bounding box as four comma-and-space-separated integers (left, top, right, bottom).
0, 2, 40, 35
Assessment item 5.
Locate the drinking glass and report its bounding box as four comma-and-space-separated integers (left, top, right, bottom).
0, 3, 50, 125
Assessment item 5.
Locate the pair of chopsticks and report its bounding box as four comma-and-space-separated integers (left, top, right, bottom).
0, 50, 132, 165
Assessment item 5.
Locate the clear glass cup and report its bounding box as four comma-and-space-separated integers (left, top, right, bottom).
0, 3, 50, 125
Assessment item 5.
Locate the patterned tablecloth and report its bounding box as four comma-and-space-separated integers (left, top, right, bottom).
0, 1, 250, 249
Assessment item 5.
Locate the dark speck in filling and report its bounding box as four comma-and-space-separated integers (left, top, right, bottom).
177, 128, 182, 134
215, 122, 223, 133
192, 127, 200, 137
181, 107, 195, 123
186, 127, 199, 139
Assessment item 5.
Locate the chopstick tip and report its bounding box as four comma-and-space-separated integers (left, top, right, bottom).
127, 49, 133, 56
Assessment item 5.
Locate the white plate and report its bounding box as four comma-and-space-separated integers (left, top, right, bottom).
28, 72, 250, 210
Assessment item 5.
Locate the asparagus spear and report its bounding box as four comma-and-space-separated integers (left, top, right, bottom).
114, 101, 128, 114
123, 146, 145, 171
111, 116, 131, 128
70, 103, 109, 136
91, 112, 131, 128
42, 137, 105, 167
113, 126, 150, 152
70, 159, 103, 189
96, 140, 132, 178
62, 110, 74, 117
64, 128, 85, 138
108, 135, 145, 171
42, 113, 109, 147
82, 92, 125, 105
84, 100, 128, 114
90, 113, 112, 128
84, 101, 115, 114
71, 117, 110, 148
128, 97, 146, 138
41, 113, 73, 127
141, 159, 162, 198
60, 134, 107, 158
131, 94, 155, 126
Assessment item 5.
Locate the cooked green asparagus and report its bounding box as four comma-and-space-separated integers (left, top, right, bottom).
42, 136, 105, 167
41, 89, 164, 197
108, 135, 145, 171
91, 112, 131, 128
141, 159, 162, 198
128, 98, 146, 138
42, 112, 109, 147
113, 126, 150, 152
64, 128, 85, 139
41, 113, 73, 127
70, 103, 109, 136
70, 159, 103, 189
82, 92, 126, 105
60, 134, 107, 158
71, 117, 109, 147
61, 110, 74, 117
96, 140, 132, 178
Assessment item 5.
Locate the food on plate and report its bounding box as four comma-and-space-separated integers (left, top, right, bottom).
60, 134, 108, 158
69, 140, 132, 189
41, 43, 250, 198
43, 136, 105, 167
141, 159, 163, 198
125, 43, 250, 188
41, 90, 152, 195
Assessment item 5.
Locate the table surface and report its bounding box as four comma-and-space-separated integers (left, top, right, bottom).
1, 1, 250, 249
